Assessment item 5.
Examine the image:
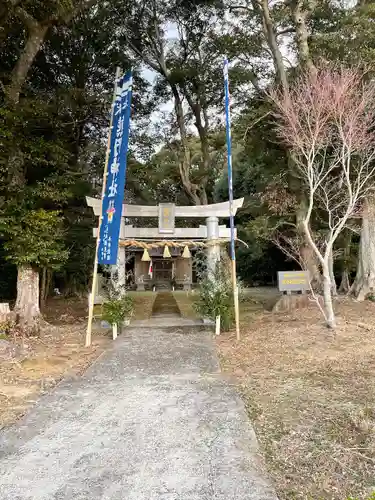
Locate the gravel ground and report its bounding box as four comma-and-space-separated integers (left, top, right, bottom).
0, 325, 277, 500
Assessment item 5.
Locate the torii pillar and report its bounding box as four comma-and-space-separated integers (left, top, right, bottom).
115, 222, 126, 292
206, 216, 220, 275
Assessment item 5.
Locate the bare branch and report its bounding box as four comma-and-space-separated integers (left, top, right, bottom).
243, 111, 271, 140
269, 65, 375, 327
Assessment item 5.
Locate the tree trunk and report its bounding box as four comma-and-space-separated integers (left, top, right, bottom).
339, 270, 350, 294
291, 0, 317, 75
15, 265, 41, 333
296, 200, 322, 289
339, 230, 352, 293
255, 0, 289, 94
46, 269, 52, 302
40, 267, 47, 309
300, 243, 321, 287
322, 263, 336, 328
5, 1, 95, 103
6, 24, 49, 104
171, 88, 202, 205
328, 249, 337, 296
40, 267, 52, 309
183, 88, 210, 205
352, 198, 375, 300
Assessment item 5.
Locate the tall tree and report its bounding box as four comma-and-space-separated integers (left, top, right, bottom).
309, 0, 375, 297
270, 66, 375, 326
228, 0, 323, 286
0, 0, 151, 328
125, 0, 248, 205
0, 0, 101, 330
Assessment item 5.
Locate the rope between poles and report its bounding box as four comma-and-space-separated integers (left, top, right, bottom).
118, 239, 231, 249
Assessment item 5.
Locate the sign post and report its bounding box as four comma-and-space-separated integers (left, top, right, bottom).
277, 271, 310, 293
86, 68, 133, 347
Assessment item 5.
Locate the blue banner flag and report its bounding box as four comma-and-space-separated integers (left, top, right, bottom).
98, 71, 132, 265
223, 59, 236, 261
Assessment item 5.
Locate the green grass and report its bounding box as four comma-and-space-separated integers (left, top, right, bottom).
173, 291, 199, 319
129, 291, 156, 320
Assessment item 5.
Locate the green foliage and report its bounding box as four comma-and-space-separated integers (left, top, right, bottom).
102, 296, 134, 326
214, 99, 292, 284
0, 243, 16, 300
194, 257, 235, 331
0, 93, 74, 277
310, 2, 375, 69
1, 209, 68, 269
0, 0, 154, 301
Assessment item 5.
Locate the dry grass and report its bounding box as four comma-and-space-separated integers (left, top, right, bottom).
217, 293, 375, 500
0, 323, 111, 429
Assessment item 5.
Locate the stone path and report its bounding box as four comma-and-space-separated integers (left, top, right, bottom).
152, 292, 181, 317
0, 326, 277, 500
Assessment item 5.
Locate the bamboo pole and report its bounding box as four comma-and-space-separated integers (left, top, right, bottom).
224, 58, 240, 340
232, 261, 240, 339
85, 67, 121, 347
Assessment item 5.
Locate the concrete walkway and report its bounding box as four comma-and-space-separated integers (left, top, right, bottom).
0, 326, 277, 500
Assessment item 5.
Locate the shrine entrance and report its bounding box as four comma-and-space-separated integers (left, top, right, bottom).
153, 260, 173, 287
86, 197, 244, 297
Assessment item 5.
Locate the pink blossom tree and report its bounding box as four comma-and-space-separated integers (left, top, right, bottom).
269, 67, 375, 328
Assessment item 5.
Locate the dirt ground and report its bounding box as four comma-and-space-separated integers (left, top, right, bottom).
0, 298, 112, 429
217, 291, 375, 500
0, 327, 111, 429
43, 293, 156, 324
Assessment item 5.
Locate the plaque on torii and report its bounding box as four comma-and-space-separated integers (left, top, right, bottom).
158, 203, 175, 234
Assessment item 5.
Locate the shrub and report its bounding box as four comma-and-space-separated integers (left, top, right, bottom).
194, 254, 238, 331
102, 295, 134, 326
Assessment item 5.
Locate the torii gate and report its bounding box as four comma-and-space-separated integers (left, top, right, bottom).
86, 196, 244, 289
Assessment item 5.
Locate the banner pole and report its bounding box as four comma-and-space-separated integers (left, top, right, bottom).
224, 58, 240, 341
86, 67, 122, 347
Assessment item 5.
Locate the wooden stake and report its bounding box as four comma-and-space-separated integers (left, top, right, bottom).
215, 315, 221, 336
85, 67, 121, 347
